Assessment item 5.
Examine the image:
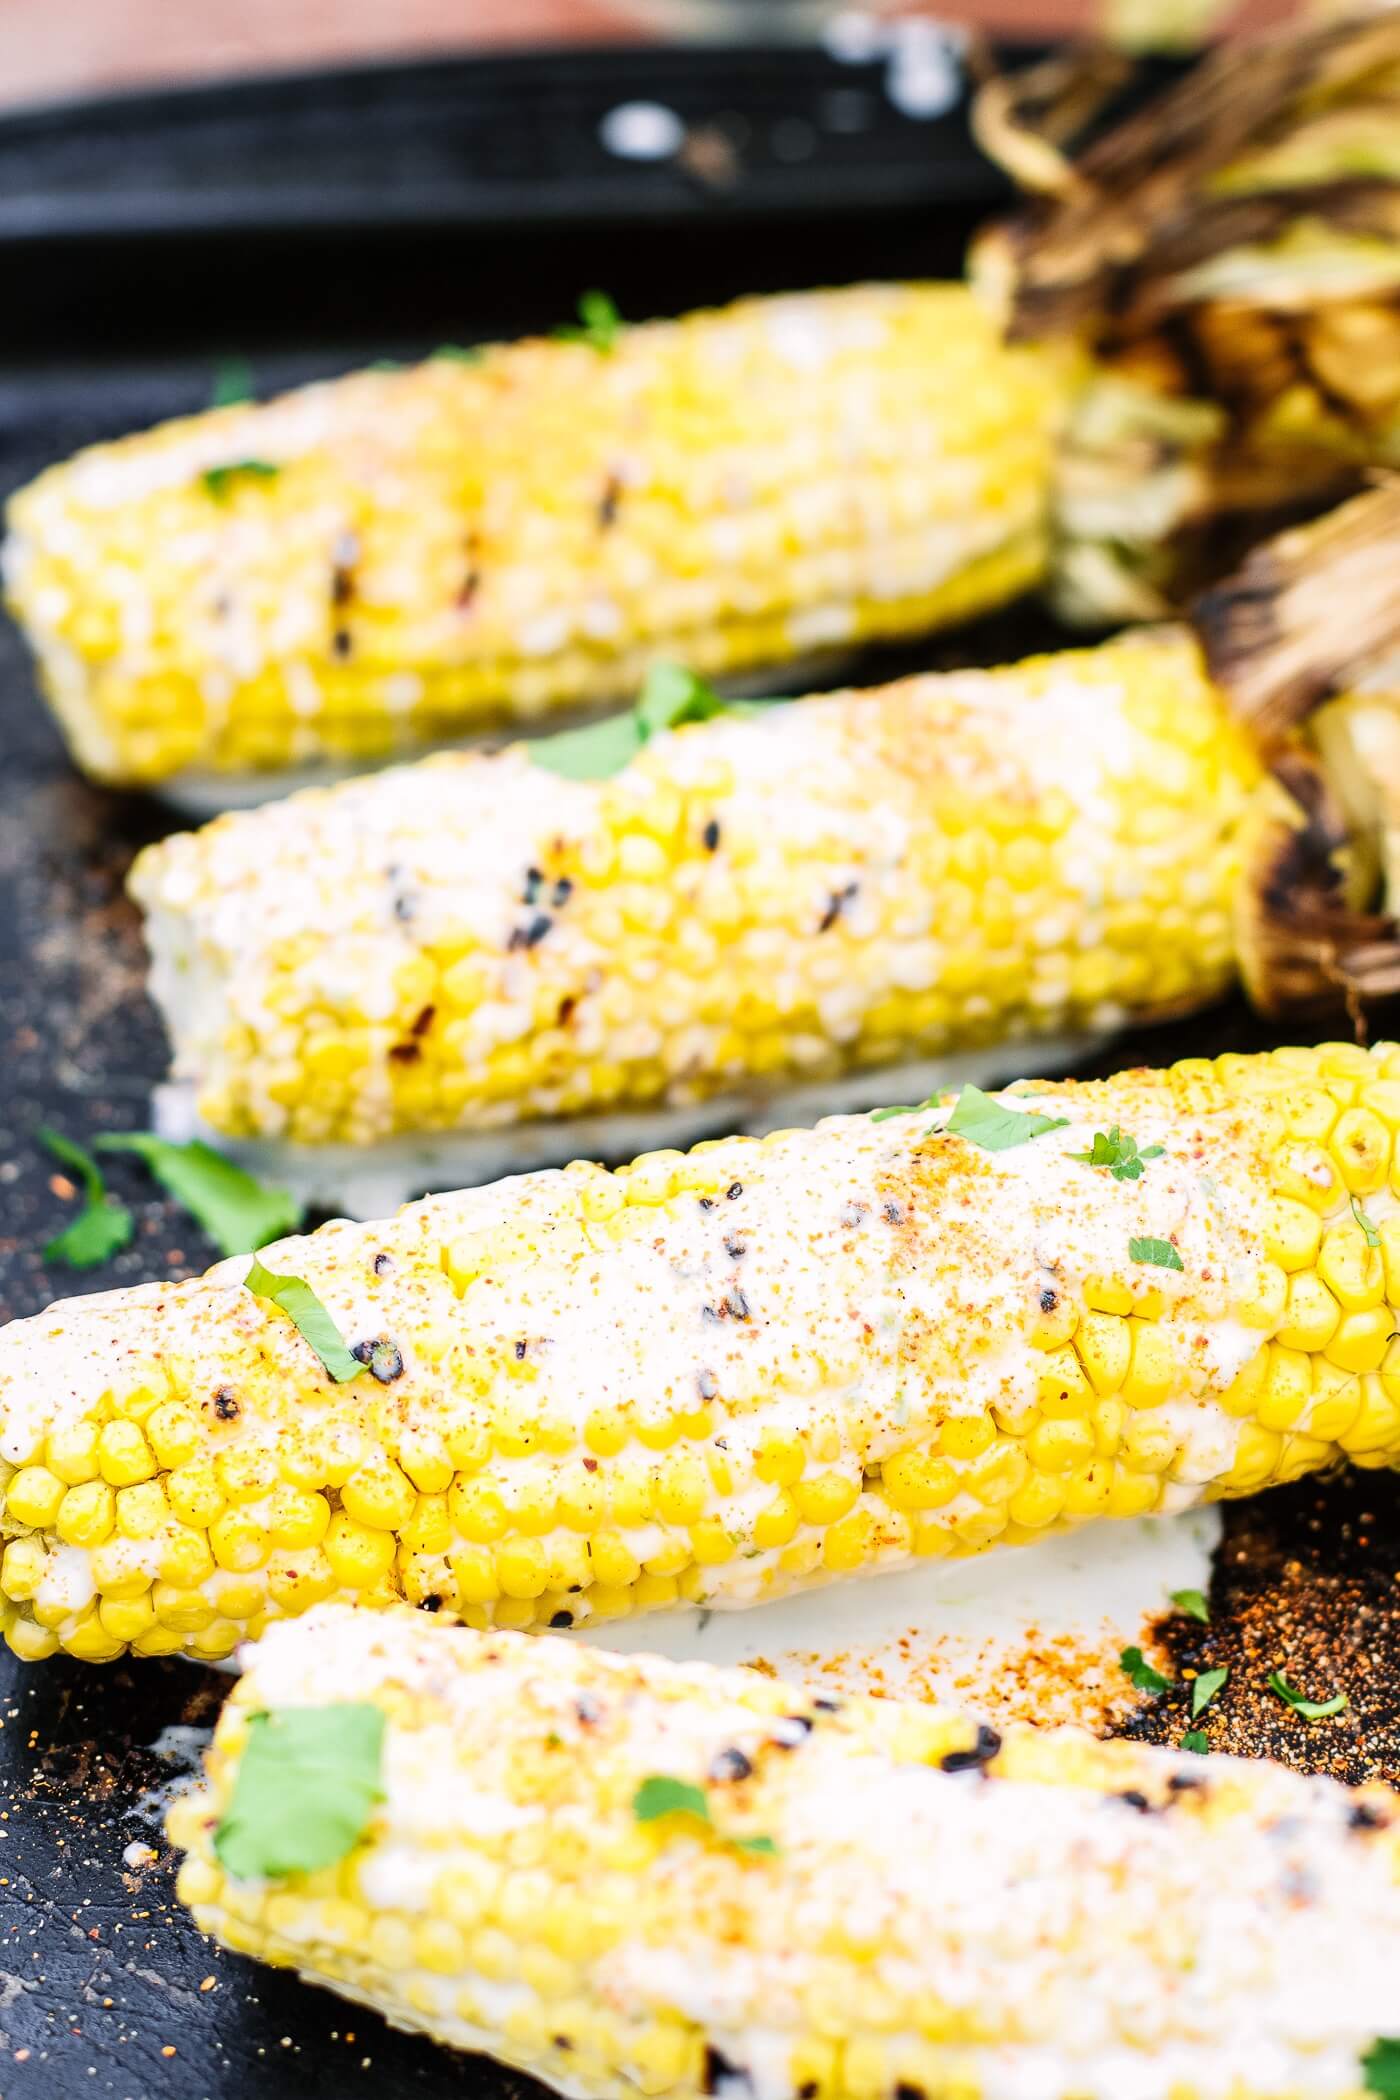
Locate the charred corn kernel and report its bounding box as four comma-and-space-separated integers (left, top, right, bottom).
171, 1608, 1400, 2094
14, 287, 1063, 790
11, 1043, 1400, 1661
4, 1466, 65, 1528
129, 626, 1259, 1156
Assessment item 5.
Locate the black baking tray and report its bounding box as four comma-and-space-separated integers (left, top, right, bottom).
1, 35, 1396, 2100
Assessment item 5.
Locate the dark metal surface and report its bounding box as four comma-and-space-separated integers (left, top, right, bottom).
0, 54, 1393, 2100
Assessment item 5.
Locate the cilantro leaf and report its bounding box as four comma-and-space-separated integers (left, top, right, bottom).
945, 1084, 1069, 1154
1069, 1126, 1165, 1182
869, 1102, 927, 1122
244, 1258, 364, 1382
1268, 1670, 1348, 1721
36, 1128, 134, 1271
633, 1775, 776, 1856
1121, 1645, 1171, 1695
531, 661, 737, 781
1191, 1665, 1229, 1718
554, 289, 623, 352
633, 1775, 710, 1825
1129, 1237, 1184, 1272
214, 1705, 385, 1880
95, 1135, 301, 1258
1364, 2040, 1400, 2100
431, 343, 484, 363
202, 459, 280, 499
1170, 1588, 1211, 1624
1180, 1730, 1210, 1754
210, 356, 253, 407
1352, 1195, 1382, 1249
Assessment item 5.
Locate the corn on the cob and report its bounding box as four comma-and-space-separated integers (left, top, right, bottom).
130, 630, 1260, 1156
169, 1605, 1400, 2099
7, 1041, 1400, 1666
1, 284, 1061, 791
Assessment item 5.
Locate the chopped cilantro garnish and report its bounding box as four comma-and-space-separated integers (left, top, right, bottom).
554, 289, 623, 352
244, 1258, 364, 1382
1120, 1646, 1171, 1695
1364, 2039, 1400, 2100
202, 458, 280, 499
633, 1775, 776, 1856
214, 1705, 385, 1880
95, 1134, 301, 1258
1070, 1125, 1164, 1181
1191, 1666, 1229, 1718
945, 1085, 1069, 1154
36, 1128, 133, 1271
1351, 1195, 1381, 1248
1129, 1236, 1184, 1272
1268, 1670, 1348, 1721
531, 661, 748, 780
1169, 1588, 1210, 1624
1180, 1731, 1210, 1755
431, 343, 484, 363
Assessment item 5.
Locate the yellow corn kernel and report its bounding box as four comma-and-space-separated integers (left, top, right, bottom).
97, 1419, 155, 1487
1027, 1419, 1095, 1473
793, 1471, 859, 1524
1325, 1306, 1394, 1374
556, 1471, 608, 1533
1219, 1420, 1283, 1490
1317, 1221, 1386, 1313
1235, 1259, 1288, 1330
268, 1484, 330, 1550
4, 1465, 66, 1529
1105, 1466, 1162, 1518
98, 1592, 158, 1643
395, 1428, 454, 1495
45, 1421, 101, 1486
1036, 1348, 1095, 1418
152, 1581, 217, 1631
1121, 1322, 1175, 1410
1074, 1312, 1131, 1396
167, 1459, 224, 1527
115, 1479, 167, 1539
880, 1449, 958, 1511
1062, 1461, 1114, 1518
495, 1539, 550, 1600
63, 1611, 124, 1664
1338, 1372, 1400, 1454
689, 1520, 734, 1566
216, 1447, 279, 1505
1276, 1272, 1341, 1354
145, 1403, 202, 1470
1119, 1414, 1179, 1474
1027, 1288, 1078, 1351
966, 1441, 1030, 1506
1256, 1345, 1312, 1432
583, 1407, 630, 1458
449, 1478, 509, 1543
1306, 1361, 1362, 1443
752, 1490, 801, 1549
1092, 1396, 1125, 1457
1330, 1106, 1390, 1193
823, 1507, 877, 1573
1083, 1275, 1134, 1316
55, 1479, 115, 1547
1264, 1197, 1323, 1274
442, 1418, 490, 1473
209, 1508, 270, 1573
158, 1528, 214, 1587
1006, 1472, 1067, 1528
753, 1430, 806, 1486
341, 1455, 417, 1532
449, 1544, 500, 1604
652, 1454, 709, 1526
1, 1537, 48, 1601
323, 1513, 396, 1588
1270, 1141, 1339, 1213
939, 1416, 997, 1460
589, 1533, 641, 1588
7, 1618, 59, 1662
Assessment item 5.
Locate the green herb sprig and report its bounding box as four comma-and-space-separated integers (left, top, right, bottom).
244, 1258, 364, 1382
633, 1775, 777, 1856
202, 459, 280, 499
1169, 1588, 1210, 1624
1070, 1126, 1164, 1182
96, 1135, 300, 1258
1364, 2039, 1400, 2100
36, 1128, 134, 1270
1351, 1195, 1382, 1249
554, 289, 623, 352
1120, 1646, 1172, 1695
531, 661, 758, 781
1268, 1670, 1348, 1722
944, 1084, 1069, 1153
1129, 1236, 1184, 1272
214, 1705, 385, 1880
1191, 1666, 1229, 1719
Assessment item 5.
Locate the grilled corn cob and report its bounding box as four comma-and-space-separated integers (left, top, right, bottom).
131, 629, 1259, 1163
169, 1606, 1400, 2099
1, 284, 1062, 792
7, 1040, 1400, 1666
